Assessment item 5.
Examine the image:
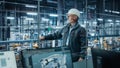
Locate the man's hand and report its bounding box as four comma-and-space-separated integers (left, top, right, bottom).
39, 36, 45, 40
78, 57, 83, 62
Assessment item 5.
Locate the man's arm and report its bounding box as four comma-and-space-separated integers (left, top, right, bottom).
79, 27, 87, 60
40, 28, 63, 40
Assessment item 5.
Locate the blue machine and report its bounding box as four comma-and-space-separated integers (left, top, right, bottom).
21, 47, 73, 68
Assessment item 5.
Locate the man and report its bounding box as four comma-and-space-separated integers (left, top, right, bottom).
40, 8, 87, 62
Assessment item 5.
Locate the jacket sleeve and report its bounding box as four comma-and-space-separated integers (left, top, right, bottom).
44, 28, 63, 40
79, 27, 87, 59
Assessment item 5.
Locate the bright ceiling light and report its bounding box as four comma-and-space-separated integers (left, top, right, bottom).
110, 23, 113, 25
42, 18, 49, 21
112, 11, 120, 14
104, 9, 120, 14
104, 9, 108, 12
25, 4, 37, 8
97, 18, 103, 21
26, 12, 37, 15
25, 18, 34, 20
93, 21, 97, 24
91, 33, 95, 36
6, 17, 15, 20
116, 20, 120, 22
107, 19, 112, 22
49, 14, 58, 17
80, 11, 83, 13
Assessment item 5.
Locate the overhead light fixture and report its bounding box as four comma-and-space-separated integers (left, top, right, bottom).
107, 19, 112, 22
97, 18, 103, 21
105, 9, 112, 13
110, 23, 113, 25
108, 10, 112, 13
26, 12, 37, 15
87, 6, 95, 10
80, 11, 83, 14
93, 21, 97, 24
42, 18, 49, 21
104, 9, 120, 14
104, 9, 108, 12
25, 4, 37, 8
49, 14, 58, 17
112, 11, 120, 14
90, 33, 95, 36
25, 18, 34, 20
116, 20, 120, 22
6, 17, 15, 20
47, 0, 58, 4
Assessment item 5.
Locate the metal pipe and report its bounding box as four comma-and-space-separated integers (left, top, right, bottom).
37, 0, 40, 47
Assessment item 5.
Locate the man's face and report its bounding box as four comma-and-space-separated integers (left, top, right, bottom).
68, 14, 78, 23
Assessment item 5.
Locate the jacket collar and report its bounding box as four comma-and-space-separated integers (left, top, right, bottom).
66, 22, 80, 30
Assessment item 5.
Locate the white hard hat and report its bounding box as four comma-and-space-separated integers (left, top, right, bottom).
67, 8, 80, 18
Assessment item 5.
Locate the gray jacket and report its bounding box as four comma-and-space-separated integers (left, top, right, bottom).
44, 23, 87, 61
